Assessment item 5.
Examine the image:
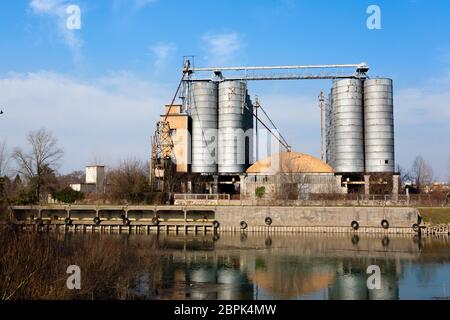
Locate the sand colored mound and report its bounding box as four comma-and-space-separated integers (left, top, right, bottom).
246, 151, 334, 174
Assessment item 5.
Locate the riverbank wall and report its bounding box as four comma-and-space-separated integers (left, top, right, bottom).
10, 205, 420, 234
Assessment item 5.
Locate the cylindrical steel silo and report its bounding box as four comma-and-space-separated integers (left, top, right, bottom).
325, 96, 331, 165
244, 94, 254, 167
218, 81, 247, 174
326, 91, 335, 168
364, 78, 395, 173
333, 79, 365, 173
190, 81, 218, 173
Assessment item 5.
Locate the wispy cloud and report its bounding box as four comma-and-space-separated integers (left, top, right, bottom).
150, 42, 177, 70
0, 71, 170, 172
202, 32, 244, 66
29, 0, 83, 58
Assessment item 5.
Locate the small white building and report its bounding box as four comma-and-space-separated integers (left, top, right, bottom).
70, 165, 106, 193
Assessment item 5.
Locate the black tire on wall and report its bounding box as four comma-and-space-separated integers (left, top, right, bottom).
93, 217, 101, 226
381, 219, 389, 229
152, 216, 160, 226
240, 221, 248, 230
351, 221, 359, 231
265, 217, 273, 226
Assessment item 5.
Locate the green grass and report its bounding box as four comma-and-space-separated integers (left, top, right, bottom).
418, 207, 450, 225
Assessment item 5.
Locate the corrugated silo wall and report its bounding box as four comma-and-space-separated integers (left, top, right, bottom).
364, 78, 395, 173
190, 81, 218, 173
245, 93, 254, 167
332, 79, 365, 173
218, 81, 248, 174
325, 92, 334, 168
325, 78, 395, 174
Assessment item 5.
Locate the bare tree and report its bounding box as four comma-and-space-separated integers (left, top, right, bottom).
12, 129, 64, 202
411, 156, 434, 193
0, 140, 9, 177
107, 158, 152, 204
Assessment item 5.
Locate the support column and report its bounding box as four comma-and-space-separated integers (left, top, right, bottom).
392, 174, 400, 201
187, 180, 192, 193
240, 175, 246, 200
335, 175, 345, 193
364, 175, 371, 195
212, 175, 218, 194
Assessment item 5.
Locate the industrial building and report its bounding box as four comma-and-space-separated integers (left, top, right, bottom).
150, 59, 399, 200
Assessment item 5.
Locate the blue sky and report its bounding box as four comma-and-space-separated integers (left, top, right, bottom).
0, 0, 449, 179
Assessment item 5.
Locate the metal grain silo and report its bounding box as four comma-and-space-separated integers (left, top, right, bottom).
244, 93, 254, 167
364, 78, 395, 173
190, 81, 218, 173
325, 92, 335, 168
333, 79, 365, 173
218, 81, 247, 174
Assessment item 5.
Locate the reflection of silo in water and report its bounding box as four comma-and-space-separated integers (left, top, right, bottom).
189, 266, 217, 283
217, 268, 253, 300
329, 274, 368, 300
368, 274, 399, 300
188, 266, 219, 300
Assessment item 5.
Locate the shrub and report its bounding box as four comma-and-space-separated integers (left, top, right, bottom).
255, 186, 266, 199
52, 187, 84, 204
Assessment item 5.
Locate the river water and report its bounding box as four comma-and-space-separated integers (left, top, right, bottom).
60, 232, 450, 300
108, 232, 450, 300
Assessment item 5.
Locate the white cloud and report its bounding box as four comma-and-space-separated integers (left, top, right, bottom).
29, 0, 83, 57
150, 42, 177, 70
0, 71, 171, 172
202, 32, 243, 66
395, 88, 450, 125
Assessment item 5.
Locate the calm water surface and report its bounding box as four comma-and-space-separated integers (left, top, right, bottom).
71, 232, 450, 300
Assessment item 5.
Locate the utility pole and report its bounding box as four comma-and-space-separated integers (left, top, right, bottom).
319, 91, 324, 161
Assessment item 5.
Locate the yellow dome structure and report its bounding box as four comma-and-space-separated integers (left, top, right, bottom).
246, 152, 334, 174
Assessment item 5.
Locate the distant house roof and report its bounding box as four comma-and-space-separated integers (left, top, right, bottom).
246, 151, 334, 174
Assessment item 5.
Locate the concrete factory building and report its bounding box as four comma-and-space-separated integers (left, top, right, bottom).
242, 152, 346, 200
150, 61, 400, 199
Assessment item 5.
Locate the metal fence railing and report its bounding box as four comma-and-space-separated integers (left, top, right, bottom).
173, 194, 230, 201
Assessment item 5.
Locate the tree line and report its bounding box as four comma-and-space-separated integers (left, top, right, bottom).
0, 129, 165, 213
0, 128, 447, 213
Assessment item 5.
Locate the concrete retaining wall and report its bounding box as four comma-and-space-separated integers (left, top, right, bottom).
215, 206, 420, 234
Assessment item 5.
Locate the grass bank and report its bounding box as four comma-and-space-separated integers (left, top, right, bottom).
418, 207, 450, 225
